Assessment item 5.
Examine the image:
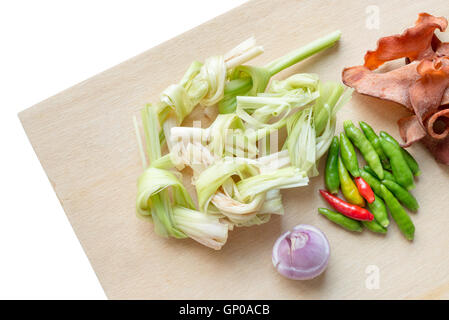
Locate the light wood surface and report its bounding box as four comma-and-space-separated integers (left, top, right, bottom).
19, 0, 449, 299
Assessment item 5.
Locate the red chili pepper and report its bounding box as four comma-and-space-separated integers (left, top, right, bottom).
354, 177, 375, 203
319, 189, 374, 221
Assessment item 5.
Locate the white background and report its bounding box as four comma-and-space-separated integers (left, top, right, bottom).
0, 0, 246, 299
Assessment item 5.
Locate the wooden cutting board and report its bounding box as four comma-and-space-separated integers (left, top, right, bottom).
19, 0, 449, 299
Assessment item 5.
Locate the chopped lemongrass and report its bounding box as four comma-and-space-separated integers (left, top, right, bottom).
224, 37, 264, 69
284, 82, 353, 176
265, 31, 341, 76
236, 167, 308, 202
137, 104, 229, 245
155, 37, 266, 149
135, 33, 346, 249
173, 206, 229, 250
219, 31, 341, 114
235, 73, 320, 130
195, 160, 253, 213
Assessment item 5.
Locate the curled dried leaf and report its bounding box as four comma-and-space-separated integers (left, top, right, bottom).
364, 13, 447, 70
426, 108, 449, 139
398, 115, 426, 147
342, 12, 449, 164
409, 57, 449, 124
342, 63, 420, 109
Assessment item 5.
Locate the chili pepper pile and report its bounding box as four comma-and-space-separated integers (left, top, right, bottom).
319, 120, 420, 241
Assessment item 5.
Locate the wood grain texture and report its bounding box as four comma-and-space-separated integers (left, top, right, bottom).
19, 0, 449, 299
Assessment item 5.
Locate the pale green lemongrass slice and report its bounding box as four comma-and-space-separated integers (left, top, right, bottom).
224, 37, 264, 69
196, 160, 255, 213
236, 167, 308, 202
211, 191, 264, 220
173, 206, 229, 250
133, 115, 148, 169
235, 214, 272, 227
171, 142, 216, 177
137, 167, 192, 238
268, 73, 319, 93
225, 150, 291, 174
158, 37, 265, 139
285, 107, 317, 175
259, 189, 284, 215
219, 31, 341, 114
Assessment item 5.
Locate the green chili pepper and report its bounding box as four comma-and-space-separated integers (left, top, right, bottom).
363, 165, 376, 177
401, 149, 421, 176
325, 136, 340, 194
379, 131, 421, 176
359, 121, 390, 169
363, 220, 387, 234
338, 156, 365, 207
363, 165, 396, 182
380, 137, 415, 190
367, 193, 389, 227
318, 208, 363, 232
359, 168, 383, 196
382, 180, 419, 212
344, 120, 384, 179
340, 132, 360, 177
382, 169, 397, 182
380, 185, 415, 241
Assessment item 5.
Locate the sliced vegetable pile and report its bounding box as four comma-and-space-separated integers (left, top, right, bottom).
135, 32, 353, 249
342, 13, 449, 165
319, 120, 420, 240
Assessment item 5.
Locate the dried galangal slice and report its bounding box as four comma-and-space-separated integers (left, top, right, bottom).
342, 13, 449, 164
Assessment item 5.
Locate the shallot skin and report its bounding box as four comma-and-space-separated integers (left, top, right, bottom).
272, 224, 330, 280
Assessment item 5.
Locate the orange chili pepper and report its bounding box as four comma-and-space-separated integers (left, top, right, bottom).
354, 176, 375, 203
